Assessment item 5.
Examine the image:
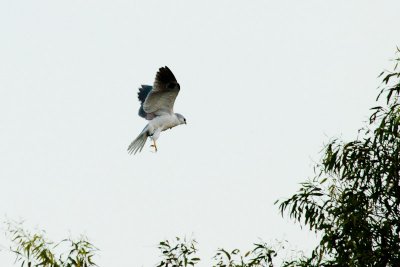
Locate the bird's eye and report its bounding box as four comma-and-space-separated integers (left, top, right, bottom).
167, 83, 175, 89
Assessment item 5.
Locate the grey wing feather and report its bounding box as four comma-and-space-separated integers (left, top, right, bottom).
143, 66, 180, 116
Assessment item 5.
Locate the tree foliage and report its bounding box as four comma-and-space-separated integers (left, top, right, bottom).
6, 224, 283, 267
212, 242, 277, 267
6, 221, 97, 267
155, 238, 282, 267
278, 48, 400, 266
156, 237, 200, 267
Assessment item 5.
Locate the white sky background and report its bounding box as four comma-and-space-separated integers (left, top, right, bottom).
1, 0, 400, 266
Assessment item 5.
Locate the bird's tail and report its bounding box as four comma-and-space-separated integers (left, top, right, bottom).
127, 127, 149, 155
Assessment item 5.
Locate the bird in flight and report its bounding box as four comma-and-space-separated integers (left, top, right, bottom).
127, 66, 186, 155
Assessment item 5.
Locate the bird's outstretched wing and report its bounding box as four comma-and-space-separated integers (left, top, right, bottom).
142, 66, 180, 116
137, 85, 154, 120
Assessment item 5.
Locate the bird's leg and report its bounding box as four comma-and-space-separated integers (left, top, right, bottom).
150, 128, 161, 153
150, 139, 158, 152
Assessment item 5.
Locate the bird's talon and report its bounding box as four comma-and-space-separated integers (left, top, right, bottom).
150, 143, 158, 152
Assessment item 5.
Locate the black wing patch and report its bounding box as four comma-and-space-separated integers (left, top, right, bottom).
138, 85, 153, 119
138, 85, 153, 104
155, 66, 177, 86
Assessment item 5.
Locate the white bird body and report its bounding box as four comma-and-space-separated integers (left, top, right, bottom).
127, 67, 186, 155
147, 114, 181, 134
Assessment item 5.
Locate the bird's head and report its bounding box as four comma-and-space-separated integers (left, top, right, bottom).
175, 113, 187, 125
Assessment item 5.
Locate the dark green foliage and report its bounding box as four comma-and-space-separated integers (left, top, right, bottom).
155, 238, 284, 267
213, 242, 277, 267
156, 237, 200, 267
6, 221, 97, 267
278, 49, 400, 267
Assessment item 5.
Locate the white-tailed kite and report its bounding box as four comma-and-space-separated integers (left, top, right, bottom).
127, 66, 186, 154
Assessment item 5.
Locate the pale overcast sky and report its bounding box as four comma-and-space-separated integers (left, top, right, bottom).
1, 1, 400, 266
